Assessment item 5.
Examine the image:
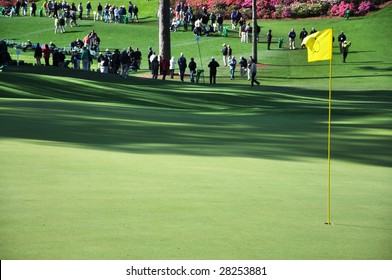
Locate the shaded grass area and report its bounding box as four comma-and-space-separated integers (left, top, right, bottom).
1, 66, 391, 167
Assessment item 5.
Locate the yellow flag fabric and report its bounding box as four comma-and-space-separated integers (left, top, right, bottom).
303, 29, 333, 62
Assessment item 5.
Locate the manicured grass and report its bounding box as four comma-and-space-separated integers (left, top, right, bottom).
0, 4, 391, 260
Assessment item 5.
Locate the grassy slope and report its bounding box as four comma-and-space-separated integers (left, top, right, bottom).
0, 5, 391, 260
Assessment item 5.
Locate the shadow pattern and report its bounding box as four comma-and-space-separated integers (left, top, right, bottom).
1, 67, 391, 167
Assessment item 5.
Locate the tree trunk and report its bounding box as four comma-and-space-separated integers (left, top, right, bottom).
159, 0, 171, 60
252, 0, 258, 63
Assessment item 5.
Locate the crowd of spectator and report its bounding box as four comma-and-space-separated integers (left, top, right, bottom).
2, 0, 140, 24
2, 1, 346, 85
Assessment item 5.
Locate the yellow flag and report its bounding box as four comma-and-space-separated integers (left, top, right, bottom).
303, 29, 333, 62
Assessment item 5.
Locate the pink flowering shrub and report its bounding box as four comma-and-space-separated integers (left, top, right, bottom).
183, 0, 379, 19
329, 1, 355, 16
356, 1, 375, 15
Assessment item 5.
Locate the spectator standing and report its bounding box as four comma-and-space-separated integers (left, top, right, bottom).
256, 24, 261, 43
250, 59, 260, 87
229, 56, 237, 80
133, 5, 139, 22
30, 1, 37, 16
247, 56, 253, 80
64, 8, 71, 26
221, 44, 228, 67
119, 49, 130, 78
208, 57, 220, 84
239, 56, 247, 80
54, 16, 60, 34
58, 50, 66, 68
81, 47, 90, 70
34, 43, 42, 66
86, 1, 92, 18
149, 51, 157, 69
194, 18, 202, 36
210, 12, 216, 31
245, 23, 252, 43
78, 2, 83, 20
342, 40, 351, 63
230, 10, 236, 29
217, 13, 223, 33
97, 3, 103, 21
147, 47, 153, 70
15, 0, 21, 15
240, 24, 247, 43
128, 1, 134, 22
338, 31, 347, 53
227, 45, 233, 61
177, 53, 187, 82
100, 54, 110, 73
160, 56, 169, 80
134, 48, 142, 69
266, 29, 272, 50
21, 0, 27, 16
72, 50, 81, 69
151, 56, 159, 79
43, 0, 49, 16
110, 49, 120, 73
59, 16, 66, 33
299, 28, 308, 48
288, 28, 296, 50
70, 10, 78, 26
0, 40, 10, 66
188, 57, 197, 83
169, 56, 176, 78
42, 44, 51, 66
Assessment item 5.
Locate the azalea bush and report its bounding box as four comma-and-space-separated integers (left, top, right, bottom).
329, 1, 355, 16
184, 0, 380, 19
356, 1, 375, 15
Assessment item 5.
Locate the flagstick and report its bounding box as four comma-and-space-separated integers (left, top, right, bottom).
303, 28, 334, 225
326, 50, 333, 225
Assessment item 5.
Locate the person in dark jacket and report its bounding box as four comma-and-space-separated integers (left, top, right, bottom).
299, 28, 308, 48
288, 28, 296, 50
188, 57, 197, 83
208, 57, 220, 84
34, 43, 42, 66
338, 31, 347, 53
31, 1, 37, 16
151, 56, 159, 79
119, 49, 130, 78
266, 29, 272, 50
177, 53, 187, 82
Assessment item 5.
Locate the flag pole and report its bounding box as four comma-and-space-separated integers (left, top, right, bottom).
326, 35, 333, 225
302, 28, 334, 225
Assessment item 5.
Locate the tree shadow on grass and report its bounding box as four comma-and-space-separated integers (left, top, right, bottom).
1, 67, 391, 167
